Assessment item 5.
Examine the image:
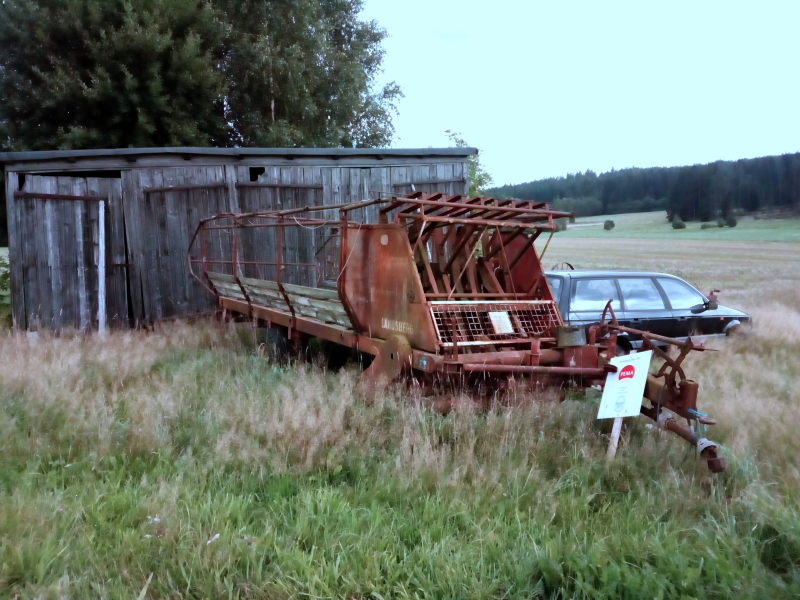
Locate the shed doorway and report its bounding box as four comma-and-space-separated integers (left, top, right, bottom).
11, 174, 128, 330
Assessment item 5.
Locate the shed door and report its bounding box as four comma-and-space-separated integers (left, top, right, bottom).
122, 176, 232, 323
11, 174, 128, 330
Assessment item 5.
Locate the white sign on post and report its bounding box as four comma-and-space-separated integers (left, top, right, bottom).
597, 350, 653, 419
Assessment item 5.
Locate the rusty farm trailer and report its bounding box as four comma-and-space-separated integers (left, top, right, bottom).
189, 192, 726, 472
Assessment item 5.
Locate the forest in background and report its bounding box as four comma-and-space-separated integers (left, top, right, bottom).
487, 152, 800, 222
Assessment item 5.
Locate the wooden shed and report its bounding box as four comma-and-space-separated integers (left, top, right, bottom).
1, 147, 476, 330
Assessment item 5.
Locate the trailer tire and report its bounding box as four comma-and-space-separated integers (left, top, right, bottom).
257, 326, 293, 363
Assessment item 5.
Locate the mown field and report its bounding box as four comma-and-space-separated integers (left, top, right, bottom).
1, 221, 799, 598
560, 210, 800, 243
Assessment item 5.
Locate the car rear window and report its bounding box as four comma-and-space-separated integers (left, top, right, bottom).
546, 276, 562, 301
658, 278, 706, 309
571, 279, 620, 311
618, 278, 665, 310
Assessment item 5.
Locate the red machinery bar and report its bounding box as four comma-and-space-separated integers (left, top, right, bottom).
463, 364, 615, 377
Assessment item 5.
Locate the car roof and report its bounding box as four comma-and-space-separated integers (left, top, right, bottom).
545, 270, 680, 279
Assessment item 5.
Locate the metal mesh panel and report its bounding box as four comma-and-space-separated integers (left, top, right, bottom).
430, 301, 562, 346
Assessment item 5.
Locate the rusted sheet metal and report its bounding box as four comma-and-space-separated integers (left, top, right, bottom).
189, 192, 725, 472
338, 223, 438, 351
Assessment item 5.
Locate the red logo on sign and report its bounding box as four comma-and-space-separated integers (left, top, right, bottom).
619, 365, 635, 380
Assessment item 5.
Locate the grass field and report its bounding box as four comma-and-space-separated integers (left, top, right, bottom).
1, 225, 799, 598
559, 211, 800, 242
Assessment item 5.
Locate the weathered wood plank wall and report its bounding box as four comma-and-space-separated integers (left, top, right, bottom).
6, 174, 127, 330
5, 156, 468, 330
122, 165, 232, 323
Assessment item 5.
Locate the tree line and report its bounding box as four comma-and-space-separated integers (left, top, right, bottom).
0, 0, 400, 245
487, 153, 800, 222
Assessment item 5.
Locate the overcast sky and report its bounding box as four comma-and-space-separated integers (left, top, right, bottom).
360, 0, 800, 186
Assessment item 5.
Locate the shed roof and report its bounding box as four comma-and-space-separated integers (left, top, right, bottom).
0, 146, 477, 168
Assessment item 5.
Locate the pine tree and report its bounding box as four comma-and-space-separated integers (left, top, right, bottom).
0, 0, 228, 149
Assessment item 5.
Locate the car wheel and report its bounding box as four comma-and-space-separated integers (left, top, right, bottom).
724, 319, 745, 336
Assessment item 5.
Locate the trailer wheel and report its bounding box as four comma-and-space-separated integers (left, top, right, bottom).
257, 326, 293, 363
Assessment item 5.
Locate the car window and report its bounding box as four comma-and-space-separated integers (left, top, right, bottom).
545, 276, 562, 301
658, 278, 706, 309
618, 278, 665, 310
571, 279, 620, 311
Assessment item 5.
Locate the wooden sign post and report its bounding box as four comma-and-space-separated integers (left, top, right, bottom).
606, 417, 624, 461
597, 351, 653, 462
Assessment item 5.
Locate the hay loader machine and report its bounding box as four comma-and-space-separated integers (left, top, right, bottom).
189, 192, 725, 472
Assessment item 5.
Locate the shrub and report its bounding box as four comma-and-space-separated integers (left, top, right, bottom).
700, 222, 715, 229
0, 255, 9, 304
717, 218, 726, 227
603, 219, 615, 231
726, 215, 738, 227
0, 255, 11, 327
671, 218, 686, 230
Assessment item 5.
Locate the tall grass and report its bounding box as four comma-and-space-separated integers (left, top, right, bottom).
2, 232, 800, 598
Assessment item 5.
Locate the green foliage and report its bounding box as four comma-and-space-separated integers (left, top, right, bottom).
672, 217, 686, 229
0, 0, 401, 241
603, 219, 615, 231
701, 222, 716, 229
726, 215, 738, 228
552, 195, 603, 217
607, 195, 667, 214
446, 130, 493, 196
0, 254, 9, 297
215, 0, 401, 147
0, 0, 229, 149
0, 0, 400, 150
718, 218, 727, 227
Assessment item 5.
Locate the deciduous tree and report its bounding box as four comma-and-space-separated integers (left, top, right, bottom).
215, 0, 401, 147
446, 130, 493, 196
